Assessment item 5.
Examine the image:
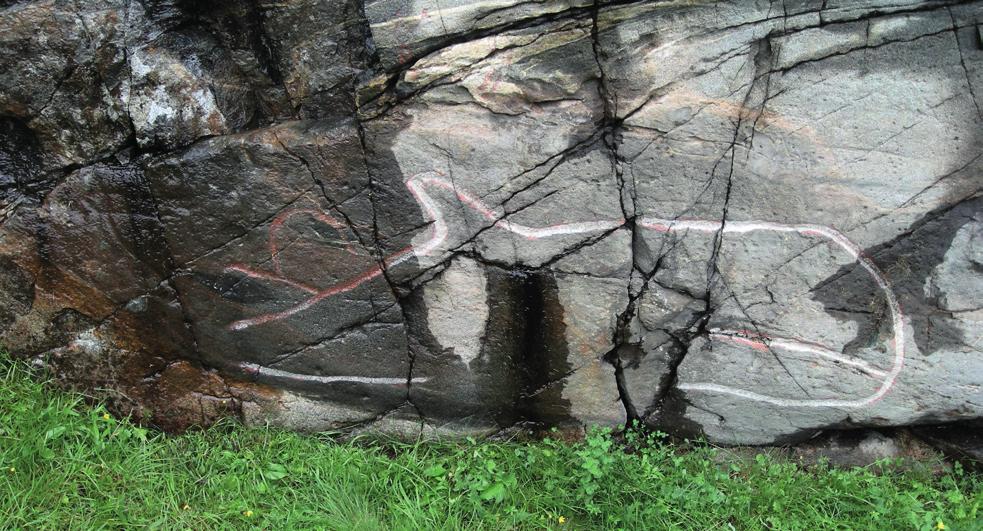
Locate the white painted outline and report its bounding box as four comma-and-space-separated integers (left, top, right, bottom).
240, 362, 428, 386
639, 218, 905, 408
707, 330, 887, 379
227, 172, 904, 406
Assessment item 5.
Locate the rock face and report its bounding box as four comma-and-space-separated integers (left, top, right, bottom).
1, 0, 981, 444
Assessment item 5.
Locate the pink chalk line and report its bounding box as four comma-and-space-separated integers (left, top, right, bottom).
707, 330, 887, 379
225, 172, 904, 407
637, 218, 905, 408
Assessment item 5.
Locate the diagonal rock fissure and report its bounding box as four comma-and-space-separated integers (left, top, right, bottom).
10, 0, 983, 444
358, 0, 654, 114
590, 0, 642, 424
715, 275, 814, 398
267, 302, 401, 368
345, 0, 427, 421
701, 34, 815, 397
133, 160, 204, 362
947, 7, 983, 121
182, 184, 321, 268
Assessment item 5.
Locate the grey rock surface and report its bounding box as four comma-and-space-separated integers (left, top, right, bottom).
1, 0, 981, 443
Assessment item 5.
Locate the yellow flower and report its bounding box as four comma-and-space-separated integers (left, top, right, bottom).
936, 521, 945, 530
558, 516, 566, 524
101, 413, 111, 421
180, 503, 190, 511
243, 510, 254, 518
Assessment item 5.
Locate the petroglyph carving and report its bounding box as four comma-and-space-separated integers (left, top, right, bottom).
226, 173, 905, 407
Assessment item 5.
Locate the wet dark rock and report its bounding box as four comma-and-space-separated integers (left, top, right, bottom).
913, 421, 983, 467
1, 0, 982, 444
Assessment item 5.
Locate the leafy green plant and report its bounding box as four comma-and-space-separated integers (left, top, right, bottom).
574, 426, 616, 514
0, 352, 981, 530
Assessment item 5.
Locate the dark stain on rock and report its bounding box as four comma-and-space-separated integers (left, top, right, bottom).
45, 340, 283, 433
32, 164, 172, 315
514, 270, 574, 426
397, 273, 476, 423
648, 387, 708, 441
472, 265, 529, 427
0, 116, 44, 201
33, 309, 97, 357
912, 419, 983, 467
0, 256, 33, 330
469, 265, 573, 429
107, 283, 197, 363
405, 264, 574, 431
813, 195, 983, 356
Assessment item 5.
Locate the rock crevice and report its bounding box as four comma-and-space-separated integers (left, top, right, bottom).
1, 0, 982, 444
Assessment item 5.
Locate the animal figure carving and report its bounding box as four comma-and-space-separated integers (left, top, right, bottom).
224, 172, 905, 408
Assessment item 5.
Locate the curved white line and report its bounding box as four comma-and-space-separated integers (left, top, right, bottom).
229, 171, 904, 405
242, 363, 428, 386
709, 331, 888, 379
406, 174, 623, 254
408, 174, 904, 407
643, 219, 905, 408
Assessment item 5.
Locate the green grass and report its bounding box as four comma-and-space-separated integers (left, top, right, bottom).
0, 356, 980, 530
